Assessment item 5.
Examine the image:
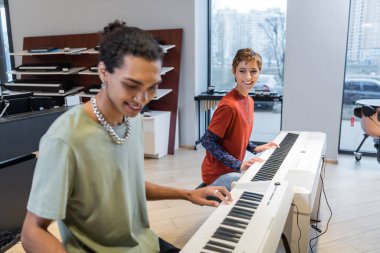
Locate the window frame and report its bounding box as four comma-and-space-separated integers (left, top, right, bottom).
0, 0, 14, 83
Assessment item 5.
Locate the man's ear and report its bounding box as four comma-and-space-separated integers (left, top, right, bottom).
98, 61, 108, 84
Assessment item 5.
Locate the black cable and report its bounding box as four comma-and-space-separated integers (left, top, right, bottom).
281, 233, 292, 253
309, 155, 332, 253
309, 156, 324, 252
314, 156, 326, 223
308, 155, 326, 252
291, 203, 301, 253
310, 175, 333, 252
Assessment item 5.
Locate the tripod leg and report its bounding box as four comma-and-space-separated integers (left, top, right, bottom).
374, 138, 380, 164
354, 134, 369, 161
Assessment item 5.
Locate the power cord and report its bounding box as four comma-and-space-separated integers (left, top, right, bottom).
310, 156, 326, 229
281, 233, 292, 253
309, 155, 332, 253
291, 203, 301, 253
309, 155, 326, 252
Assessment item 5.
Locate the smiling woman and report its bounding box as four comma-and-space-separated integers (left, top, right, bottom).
200, 48, 279, 191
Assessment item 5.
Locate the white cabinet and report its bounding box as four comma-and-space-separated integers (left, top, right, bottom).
143, 111, 171, 158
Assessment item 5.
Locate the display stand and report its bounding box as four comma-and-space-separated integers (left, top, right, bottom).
8, 29, 182, 155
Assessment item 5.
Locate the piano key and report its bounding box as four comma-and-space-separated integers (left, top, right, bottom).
237, 196, 261, 203
218, 226, 245, 237
242, 192, 263, 198
233, 131, 327, 253
218, 224, 244, 235
228, 211, 252, 220
252, 175, 271, 181
235, 200, 258, 209
214, 232, 240, 243
229, 207, 254, 216
204, 244, 233, 253
245, 133, 300, 182
224, 217, 249, 226
181, 182, 294, 253
212, 233, 239, 243
235, 200, 258, 208
255, 172, 276, 178
232, 204, 255, 212
215, 228, 242, 240
239, 196, 262, 203
207, 239, 235, 250
221, 219, 246, 229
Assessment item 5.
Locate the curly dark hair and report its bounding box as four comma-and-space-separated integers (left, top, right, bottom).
99, 20, 163, 73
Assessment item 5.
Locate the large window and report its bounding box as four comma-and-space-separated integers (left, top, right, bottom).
0, 0, 12, 84
209, 0, 287, 142
340, 0, 380, 154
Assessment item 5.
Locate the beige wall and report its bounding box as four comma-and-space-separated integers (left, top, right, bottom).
282, 0, 350, 160
8, 0, 207, 147
9, 0, 351, 158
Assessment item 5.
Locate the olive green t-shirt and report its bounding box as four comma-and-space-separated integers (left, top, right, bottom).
27, 105, 159, 253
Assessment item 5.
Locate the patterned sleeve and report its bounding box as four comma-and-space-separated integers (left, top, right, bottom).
247, 141, 257, 154
201, 129, 242, 171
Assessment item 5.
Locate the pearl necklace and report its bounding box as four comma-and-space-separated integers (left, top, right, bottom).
237, 90, 251, 124
91, 97, 131, 144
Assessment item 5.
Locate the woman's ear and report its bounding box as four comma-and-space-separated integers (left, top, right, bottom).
232, 68, 237, 82
232, 68, 236, 79
98, 62, 108, 84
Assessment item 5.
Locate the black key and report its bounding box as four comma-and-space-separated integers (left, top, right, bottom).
229, 212, 252, 220
242, 192, 264, 199
224, 217, 249, 226
207, 239, 235, 250
204, 244, 233, 253
257, 169, 277, 175
238, 198, 260, 205
240, 195, 262, 202
236, 201, 258, 209
231, 207, 254, 216
229, 210, 253, 220
218, 226, 243, 235
236, 202, 258, 210
215, 229, 241, 240
253, 176, 272, 181
212, 233, 239, 243
222, 219, 246, 229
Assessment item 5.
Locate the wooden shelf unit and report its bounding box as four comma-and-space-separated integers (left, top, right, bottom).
145, 29, 182, 155
11, 67, 86, 75
12, 29, 182, 155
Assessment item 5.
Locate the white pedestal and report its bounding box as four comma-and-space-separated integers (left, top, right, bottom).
143, 110, 171, 158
